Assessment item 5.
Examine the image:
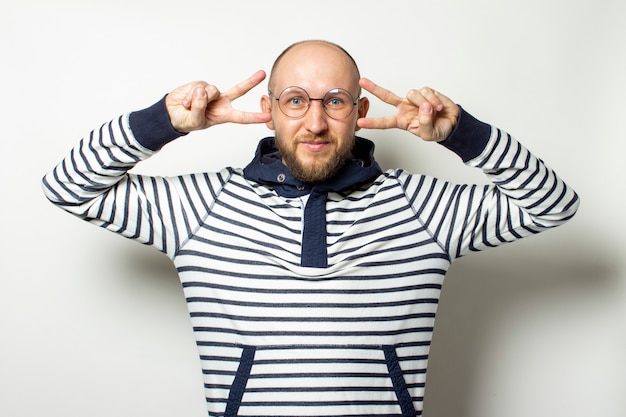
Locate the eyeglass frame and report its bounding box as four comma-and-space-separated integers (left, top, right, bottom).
268, 86, 360, 120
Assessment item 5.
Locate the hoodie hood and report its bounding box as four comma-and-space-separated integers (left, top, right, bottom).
242, 136, 383, 268
243, 136, 383, 197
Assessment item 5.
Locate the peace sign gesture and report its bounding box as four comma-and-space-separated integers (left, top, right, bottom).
357, 78, 460, 142
165, 70, 272, 133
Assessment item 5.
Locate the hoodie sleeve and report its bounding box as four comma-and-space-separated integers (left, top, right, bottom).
41, 98, 226, 258
401, 107, 579, 260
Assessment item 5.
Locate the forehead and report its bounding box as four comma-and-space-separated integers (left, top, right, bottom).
271, 43, 359, 94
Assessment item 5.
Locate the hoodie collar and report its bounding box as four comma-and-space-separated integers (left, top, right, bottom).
243, 136, 383, 198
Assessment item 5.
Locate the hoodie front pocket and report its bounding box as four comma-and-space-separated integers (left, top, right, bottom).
218, 344, 422, 416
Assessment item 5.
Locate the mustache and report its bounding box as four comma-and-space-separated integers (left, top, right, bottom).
295, 134, 334, 143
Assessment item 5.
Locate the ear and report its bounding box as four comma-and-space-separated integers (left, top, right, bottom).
260, 95, 274, 130
355, 96, 369, 131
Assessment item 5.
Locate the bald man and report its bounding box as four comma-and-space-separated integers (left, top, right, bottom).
43, 40, 578, 416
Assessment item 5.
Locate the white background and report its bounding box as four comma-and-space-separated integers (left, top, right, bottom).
1, 1, 624, 416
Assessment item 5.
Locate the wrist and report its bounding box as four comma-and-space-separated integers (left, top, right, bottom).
438, 106, 491, 162
129, 95, 187, 151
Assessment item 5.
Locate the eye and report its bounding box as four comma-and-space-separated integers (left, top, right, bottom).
326, 97, 345, 107
289, 97, 305, 106
281, 94, 308, 108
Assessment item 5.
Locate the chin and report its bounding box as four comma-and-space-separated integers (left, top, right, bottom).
291, 157, 346, 184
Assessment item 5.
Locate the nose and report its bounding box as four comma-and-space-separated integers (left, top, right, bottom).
304, 99, 328, 135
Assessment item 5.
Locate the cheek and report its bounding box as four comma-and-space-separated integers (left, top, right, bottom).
274, 118, 302, 139
332, 121, 357, 141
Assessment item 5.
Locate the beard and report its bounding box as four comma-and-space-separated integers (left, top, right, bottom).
275, 133, 354, 184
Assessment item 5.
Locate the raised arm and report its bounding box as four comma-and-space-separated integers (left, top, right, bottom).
42, 71, 270, 257
358, 77, 579, 259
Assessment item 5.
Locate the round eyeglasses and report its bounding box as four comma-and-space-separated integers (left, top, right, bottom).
270, 86, 359, 120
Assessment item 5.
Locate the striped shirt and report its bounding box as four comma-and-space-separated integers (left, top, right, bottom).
42, 100, 579, 416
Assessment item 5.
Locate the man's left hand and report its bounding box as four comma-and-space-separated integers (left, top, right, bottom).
357, 78, 460, 142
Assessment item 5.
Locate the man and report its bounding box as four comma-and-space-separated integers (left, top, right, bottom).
43, 40, 579, 416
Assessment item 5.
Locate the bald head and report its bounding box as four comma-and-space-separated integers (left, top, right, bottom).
268, 40, 361, 96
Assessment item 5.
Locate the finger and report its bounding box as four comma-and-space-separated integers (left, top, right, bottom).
421, 87, 444, 111
184, 86, 212, 129
181, 82, 209, 109
407, 87, 445, 112
412, 101, 439, 141
230, 110, 272, 125
204, 84, 220, 102
224, 70, 267, 101
357, 115, 400, 130
359, 77, 403, 106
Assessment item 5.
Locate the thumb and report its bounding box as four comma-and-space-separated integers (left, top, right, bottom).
190, 86, 209, 112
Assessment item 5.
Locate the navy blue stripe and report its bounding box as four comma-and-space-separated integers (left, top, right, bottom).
88, 127, 106, 168
150, 177, 168, 251
58, 160, 86, 200
196, 224, 300, 254
162, 180, 180, 251
422, 181, 450, 230
330, 212, 416, 241
114, 176, 131, 234
191, 174, 213, 213
216, 198, 301, 234
494, 141, 525, 186
193, 327, 433, 337
222, 187, 301, 222
242, 386, 397, 392
71, 143, 102, 187
240, 399, 407, 406
224, 346, 256, 417
207, 212, 301, 245
177, 175, 202, 227
250, 371, 399, 379
115, 115, 139, 154
539, 181, 568, 216
179, 263, 447, 281
136, 176, 154, 245
432, 183, 461, 240
493, 133, 512, 169
196, 341, 431, 350
327, 197, 408, 227
494, 188, 509, 243
449, 184, 471, 257
192, 311, 436, 322
508, 206, 524, 240
183, 280, 441, 294
383, 345, 417, 417
337, 231, 434, 260
357, 252, 449, 268
301, 189, 328, 267
186, 296, 439, 309
405, 173, 424, 208
475, 128, 502, 168
413, 177, 437, 218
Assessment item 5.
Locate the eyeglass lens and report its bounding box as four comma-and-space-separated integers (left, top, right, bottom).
277, 87, 356, 119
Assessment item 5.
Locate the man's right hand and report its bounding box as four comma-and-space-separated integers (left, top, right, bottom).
165, 70, 272, 133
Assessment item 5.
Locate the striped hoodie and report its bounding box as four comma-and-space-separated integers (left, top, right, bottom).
42, 97, 579, 416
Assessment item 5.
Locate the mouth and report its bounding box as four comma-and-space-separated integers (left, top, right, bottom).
301, 142, 329, 152
298, 137, 332, 152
